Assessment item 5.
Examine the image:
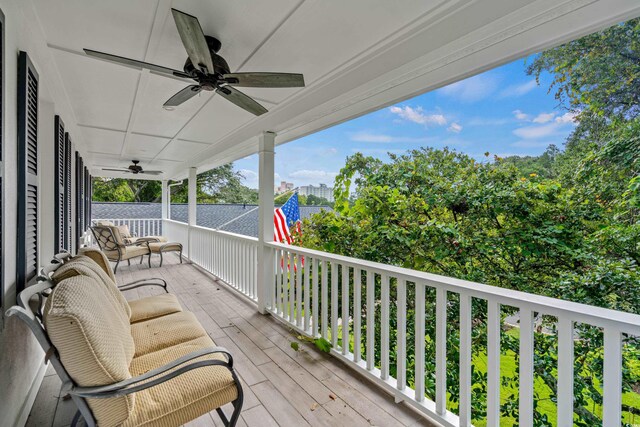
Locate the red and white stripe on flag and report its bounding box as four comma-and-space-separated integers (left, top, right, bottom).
274, 207, 292, 244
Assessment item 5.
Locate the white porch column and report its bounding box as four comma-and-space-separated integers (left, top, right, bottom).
187, 167, 197, 261
257, 131, 275, 314
161, 180, 168, 220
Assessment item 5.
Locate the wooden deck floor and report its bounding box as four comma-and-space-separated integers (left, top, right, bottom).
27, 256, 437, 427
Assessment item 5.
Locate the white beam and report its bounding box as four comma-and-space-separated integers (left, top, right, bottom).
257, 132, 275, 314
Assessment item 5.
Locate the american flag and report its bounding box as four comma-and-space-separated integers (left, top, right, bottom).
274, 193, 301, 244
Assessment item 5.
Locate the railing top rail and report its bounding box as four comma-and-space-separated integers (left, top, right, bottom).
93, 218, 161, 221
266, 241, 640, 333
163, 219, 189, 227
191, 224, 259, 243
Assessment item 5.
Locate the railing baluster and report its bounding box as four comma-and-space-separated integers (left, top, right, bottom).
289, 251, 295, 322
415, 283, 425, 402
381, 273, 389, 380
296, 253, 302, 327
341, 264, 350, 355
459, 293, 472, 426
487, 300, 501, 427
280, 249, 286, 316
397, 279, 406, 391
321, 260, 328, 340
603, 327, 622, 427
557, 316, 574, 427
304, 254, 311, 332
519, 308, 534, 427
366, 270, 375, 371
331, 261, 338, 349
435, 287, 447, 415
353, 268, 361, 363
312, 258, 319, 337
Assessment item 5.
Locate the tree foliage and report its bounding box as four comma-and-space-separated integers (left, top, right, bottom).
302, 18, 640, 425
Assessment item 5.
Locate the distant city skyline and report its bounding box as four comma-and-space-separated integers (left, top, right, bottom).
234, 56, 577, 189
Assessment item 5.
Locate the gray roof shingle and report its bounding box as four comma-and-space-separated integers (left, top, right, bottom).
92, 202, 330, 238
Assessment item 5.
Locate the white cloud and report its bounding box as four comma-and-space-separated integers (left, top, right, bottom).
467, 117, 510, 126
533, 112, 556, 124
289, 170, 338, 183
555, 112, 578, 124
499, 80, 537, 98
389, 106, 447, 126
513, 110, 530, 121
438, 74, 498, 102
513, 123, 562, 139
349, 131, 432, 143
447, 122, 462, 133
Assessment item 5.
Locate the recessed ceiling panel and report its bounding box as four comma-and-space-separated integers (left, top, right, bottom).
239, 0, 445, 103
123, 134, 171, 159
147, 0, 301, 74
52, 50, 139, 129
157, 139, 210, 162
79, 127, 125, 155
133, 73, 212, 138
178, 94, 254, 144
33, 0, 157, 58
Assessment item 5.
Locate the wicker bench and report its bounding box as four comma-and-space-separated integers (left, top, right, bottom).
6, 248, 243, 427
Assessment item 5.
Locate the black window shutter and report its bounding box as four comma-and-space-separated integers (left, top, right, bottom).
54, 115, 65, 252
64, 132, 72, 250
75, 151, 83, 247
17, 51, 39, 292
0, 8, 5, 307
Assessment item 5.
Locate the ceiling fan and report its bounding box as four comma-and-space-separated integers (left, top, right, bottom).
102, 160, 162, 175
83, 8, 305, 116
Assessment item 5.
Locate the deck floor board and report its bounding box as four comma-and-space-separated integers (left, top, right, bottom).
27, 257, 436, 426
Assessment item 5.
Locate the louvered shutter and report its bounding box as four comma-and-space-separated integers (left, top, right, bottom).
84, 167, 90, 230
64, 132, 72, 250
17, 51, 39, 291
54, 115, 65, 252
75, 151, 83, 247
0, 8, 5, 305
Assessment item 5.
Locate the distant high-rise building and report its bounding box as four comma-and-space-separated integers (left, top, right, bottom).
276, 181, 294, 194
298, 183, 334, 202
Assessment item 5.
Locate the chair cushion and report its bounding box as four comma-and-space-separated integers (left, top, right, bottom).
131, 311, 208, 357
52, 255, 132, 319
104, 244, 150, 261
148, 242, 183, 253
129, 293, 183, 324
125, 335, 238, 427
77, 247, 116, 282
44, 275, 135, 427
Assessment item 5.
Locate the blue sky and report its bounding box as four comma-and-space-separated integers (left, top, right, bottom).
234, 57, 577, 189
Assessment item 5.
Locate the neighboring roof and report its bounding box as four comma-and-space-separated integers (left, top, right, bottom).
92, 202, 330, 238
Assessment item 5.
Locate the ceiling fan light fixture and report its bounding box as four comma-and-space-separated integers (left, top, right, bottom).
163, 105, 175, 111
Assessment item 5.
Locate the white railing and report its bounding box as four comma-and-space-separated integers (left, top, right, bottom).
92, 218, 163, 238
264, 241, 640, 427
162, 220, 259, 299
156, 219, 640, 427
163, 219, 189, 257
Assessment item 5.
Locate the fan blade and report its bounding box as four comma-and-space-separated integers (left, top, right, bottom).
139, 170, 163, 175
164, 85, 202, 107
102, 168, 132, 173
216, 86, 268, 116
84, 49, 191, 79
171, 9, 214, 74
223, 72, 305, 88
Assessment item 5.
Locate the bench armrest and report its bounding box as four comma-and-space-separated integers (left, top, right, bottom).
117, 277, 168, 293
67, 347, 233, 398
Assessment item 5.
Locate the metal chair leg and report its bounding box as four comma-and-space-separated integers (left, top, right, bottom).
139, 255, 143, 264
127, 259, 131, 266
179, 249, 183, 264
114, 259, 120, 273
148, 253, 152, 268
159, 251, 164, 267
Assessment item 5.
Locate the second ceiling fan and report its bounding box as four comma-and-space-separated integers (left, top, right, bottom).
84, 9, 305, 116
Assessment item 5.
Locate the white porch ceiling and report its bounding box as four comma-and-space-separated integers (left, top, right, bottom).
30, 0, 640, 180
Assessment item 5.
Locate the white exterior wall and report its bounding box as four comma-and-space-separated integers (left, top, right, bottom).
0, 2, 86, 425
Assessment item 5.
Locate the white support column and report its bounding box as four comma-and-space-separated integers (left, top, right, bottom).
257, 131, 275, 314
161, 180, 168, 220
187, 167, 197, 261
